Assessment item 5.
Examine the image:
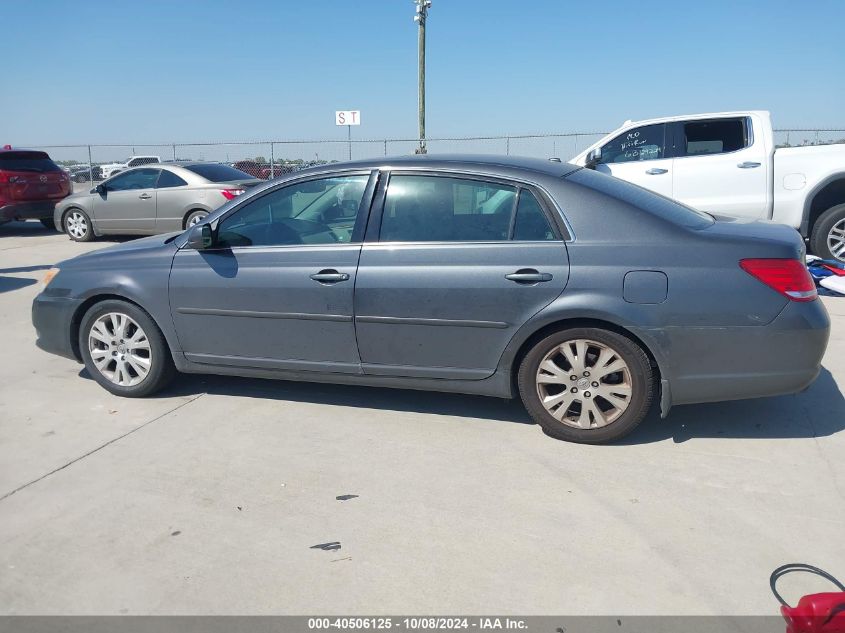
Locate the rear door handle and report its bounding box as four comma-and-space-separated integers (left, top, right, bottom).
645, 168, 668, 175
505, 269, 553, 284
138, 193, 152, 199
310, 269, 350, 284
737, 161, 761, 169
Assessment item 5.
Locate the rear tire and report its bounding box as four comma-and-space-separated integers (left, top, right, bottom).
63, 208, 94, 242
810, 203, 845, 262
79, 299, 175, 397
184, 209, 208, 229
517, 327, 653, 444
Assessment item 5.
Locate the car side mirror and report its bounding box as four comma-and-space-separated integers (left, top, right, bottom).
94, 183, 107, 195
585, 147, 602, 169
186, 224, 213, 250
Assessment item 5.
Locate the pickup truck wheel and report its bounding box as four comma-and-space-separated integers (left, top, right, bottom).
517, 328, 654, 444
810, 203, 845, 262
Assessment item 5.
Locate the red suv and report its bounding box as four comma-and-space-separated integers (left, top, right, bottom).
0, 145, 71, 228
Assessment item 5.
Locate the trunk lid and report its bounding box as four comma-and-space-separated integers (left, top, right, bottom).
702, 214, 805, 260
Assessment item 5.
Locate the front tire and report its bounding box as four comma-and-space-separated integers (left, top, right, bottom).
63, 208, 94, 242
517, 328, 653, 444
79, 300, 176, 397
810, 204, 845, 262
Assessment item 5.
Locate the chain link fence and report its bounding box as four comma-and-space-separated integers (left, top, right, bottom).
28, 129, 845, 191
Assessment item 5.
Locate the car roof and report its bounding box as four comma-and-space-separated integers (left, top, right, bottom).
162, 161, 221, 167
0, 146, 49, 155
298, 154, 581, 178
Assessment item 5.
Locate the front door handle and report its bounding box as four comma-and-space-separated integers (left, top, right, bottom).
138, 193, 152, 199
645, 168, 668, 175
505, 269, 553, 284
310, 269, 350, 284
737, 161, 761, 169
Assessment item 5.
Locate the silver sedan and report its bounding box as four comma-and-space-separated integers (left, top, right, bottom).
54, 162, 262, 242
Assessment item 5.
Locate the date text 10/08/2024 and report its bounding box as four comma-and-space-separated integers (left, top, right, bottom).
307, 617, 528, 630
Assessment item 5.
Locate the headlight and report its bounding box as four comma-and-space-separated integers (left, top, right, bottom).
42, 267, 60, 288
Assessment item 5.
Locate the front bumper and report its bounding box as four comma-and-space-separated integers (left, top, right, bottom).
32, 292, 80, 361
0, 200, 60, 223
635, 298, 831, 408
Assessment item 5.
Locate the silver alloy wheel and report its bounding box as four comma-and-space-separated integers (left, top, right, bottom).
535, 339, 633, 429
65, 211, 88, 239
187, 213, 206, 227
88, 312, 152, 387
827, 218, 845, 260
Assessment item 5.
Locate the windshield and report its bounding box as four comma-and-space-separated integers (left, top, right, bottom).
184, 163, 255, 182
0, 151, 62, 173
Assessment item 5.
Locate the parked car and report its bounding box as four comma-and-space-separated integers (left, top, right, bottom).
54, 162, 262, 241
99, 155, 161, 179
0, 145, 71, 228
570, 111, 845, 261
68, 164, 103, 183
232, 160, 295, 180
32, 155, 829, 444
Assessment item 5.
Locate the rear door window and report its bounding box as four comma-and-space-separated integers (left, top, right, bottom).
679, 118, 749, 156
598, 124, 666, 164
0, 151, 62, 173
157, 170, 188, 188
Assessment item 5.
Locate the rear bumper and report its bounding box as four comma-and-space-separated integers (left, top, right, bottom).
32, 293, 79, 361
636, 298, 831, 408
0, 200, 60, 222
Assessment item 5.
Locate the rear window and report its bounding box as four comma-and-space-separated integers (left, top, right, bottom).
0, 151, 61, 173
182, 163, 254, 182
566, 168, 714, 229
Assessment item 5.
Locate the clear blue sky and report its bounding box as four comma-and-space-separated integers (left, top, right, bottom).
3, 0, 843, 145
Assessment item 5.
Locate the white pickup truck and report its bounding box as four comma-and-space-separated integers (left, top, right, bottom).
570, 111, 845, 261
98, 155, 161, 180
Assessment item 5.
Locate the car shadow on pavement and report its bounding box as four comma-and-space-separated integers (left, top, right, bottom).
161, 373, 536, 425
620, 367, 845, 444
0, 276, 36, 293
0, 265, 53, 274
78, 367, 845, 442
0, 221, 57, 237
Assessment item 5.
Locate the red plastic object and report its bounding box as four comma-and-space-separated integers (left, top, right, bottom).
821, 264, 845, 277
772, 564, 845, 633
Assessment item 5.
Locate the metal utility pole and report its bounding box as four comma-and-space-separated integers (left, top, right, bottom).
414, 0, 431, 154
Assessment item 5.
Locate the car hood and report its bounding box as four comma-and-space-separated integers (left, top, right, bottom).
59, 232, 182, 268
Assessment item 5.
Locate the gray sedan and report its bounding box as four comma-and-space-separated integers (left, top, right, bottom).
54, 162, 262, 241
32, 155, 830, 444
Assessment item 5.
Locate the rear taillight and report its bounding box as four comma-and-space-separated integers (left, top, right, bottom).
740, 258, 817, 302
220, 188, 245, 200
